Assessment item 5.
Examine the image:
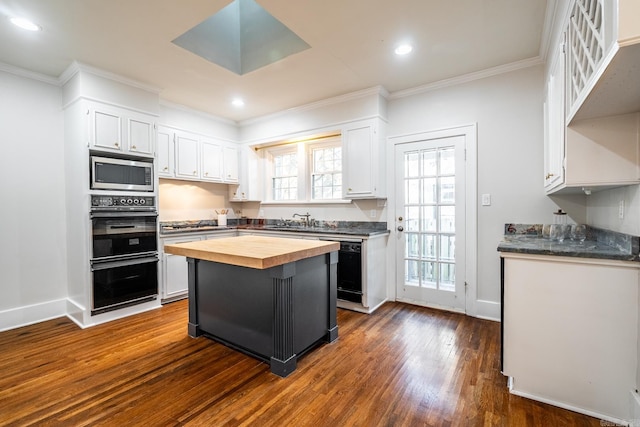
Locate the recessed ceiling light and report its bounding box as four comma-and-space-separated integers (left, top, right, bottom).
9, 17, 41, 32
232, 98, 245, 108
394, 44, 413, 55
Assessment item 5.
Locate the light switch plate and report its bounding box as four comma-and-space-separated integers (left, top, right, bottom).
482, 194, 491, 206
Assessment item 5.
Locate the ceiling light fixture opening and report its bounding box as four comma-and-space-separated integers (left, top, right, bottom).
232, 98, 245, 108
9, 17, 41, 32
394, 44, 413, 55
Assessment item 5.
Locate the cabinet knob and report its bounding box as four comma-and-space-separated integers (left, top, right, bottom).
163, 166, 168, 171
193, 171, 197, 175
114, 142, 119, 148
348, 188, 352, 192
204, 172, 209, 176
397, 226, 404, 232
131, 145, 137, 150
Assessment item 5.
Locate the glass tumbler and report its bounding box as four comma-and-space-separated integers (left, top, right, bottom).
571, 224, 587, 243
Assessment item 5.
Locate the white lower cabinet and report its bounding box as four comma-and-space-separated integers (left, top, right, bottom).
161, 231, 238, 302
501, 253, 639, 422
161, 236, 201, 302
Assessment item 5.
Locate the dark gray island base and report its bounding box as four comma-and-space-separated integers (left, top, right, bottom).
186, 251, 338, 377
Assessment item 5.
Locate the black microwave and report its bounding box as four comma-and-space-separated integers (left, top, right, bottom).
90, 155, 154, 192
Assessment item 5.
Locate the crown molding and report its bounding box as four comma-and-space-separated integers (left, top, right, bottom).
159, 99, 237, 127
0, 61, 60, 86
239, 85, 389, 127
58, 61, 162, 94
389, 56, 544, 100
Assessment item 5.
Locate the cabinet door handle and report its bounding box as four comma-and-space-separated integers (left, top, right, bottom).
204, 172, 209, 176
545, 173, 555, 180
114, 142, 120, 148
193, 171, 197, 175
163, 167, 168, 171
131, 145, 137, 150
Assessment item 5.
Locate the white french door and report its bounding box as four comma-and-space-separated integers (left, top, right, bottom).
394, 127, 473, 312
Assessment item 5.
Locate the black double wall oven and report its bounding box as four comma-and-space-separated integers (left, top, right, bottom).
90, 194, 158, 315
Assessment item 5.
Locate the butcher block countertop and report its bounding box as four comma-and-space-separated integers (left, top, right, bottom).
163, 235, 340, 269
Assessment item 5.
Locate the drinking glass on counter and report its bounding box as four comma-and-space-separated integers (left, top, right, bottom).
571, 224, 587, 243
550, 224, 570, 242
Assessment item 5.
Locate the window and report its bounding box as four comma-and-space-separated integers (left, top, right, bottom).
264, 135, 342, 202
272, 151, 298, 200
311, 145, 342, 200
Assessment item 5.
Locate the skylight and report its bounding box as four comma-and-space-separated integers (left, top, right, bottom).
172, 0, 310, 75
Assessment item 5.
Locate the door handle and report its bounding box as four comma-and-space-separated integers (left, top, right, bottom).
397, 226, 404, 232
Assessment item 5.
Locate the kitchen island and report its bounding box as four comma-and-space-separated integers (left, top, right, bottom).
164, 235, 340, 377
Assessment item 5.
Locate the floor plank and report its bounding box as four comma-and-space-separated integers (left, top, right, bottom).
0, 300, 603, 426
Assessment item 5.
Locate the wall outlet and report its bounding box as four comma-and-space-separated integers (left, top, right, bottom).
619, 200, 624, 219
481, 193, 491, 206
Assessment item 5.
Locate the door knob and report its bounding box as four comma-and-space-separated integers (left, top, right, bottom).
397, 226, 404, 232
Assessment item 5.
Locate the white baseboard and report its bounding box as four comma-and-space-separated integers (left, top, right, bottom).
472, 299, 501, 321
509, 385, 630, 426
631, 390, 640, 426
0, 298, 68, 332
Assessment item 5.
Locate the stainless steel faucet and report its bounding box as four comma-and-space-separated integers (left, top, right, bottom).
293, 212, 311, 227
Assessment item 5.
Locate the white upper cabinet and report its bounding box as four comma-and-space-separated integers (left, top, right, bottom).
567, 0, 640, 122
342, 118, 387, 199
201, 138, 224, 182
175, 130, 200, 180
544, 36, 567, 192
88, 101, 155, 157
222, 145, 239, 183
156, 126, 174, 178
157, 125, 240, 185
545, 0, 640, 194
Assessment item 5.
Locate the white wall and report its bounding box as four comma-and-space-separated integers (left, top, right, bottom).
586, 185, 640, 235
387, 65, 560, 317
0, 70, 67, 330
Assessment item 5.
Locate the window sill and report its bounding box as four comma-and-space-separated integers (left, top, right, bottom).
260, 199, 353, 206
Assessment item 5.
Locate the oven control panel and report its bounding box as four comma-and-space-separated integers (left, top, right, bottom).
91, 195, 156, 210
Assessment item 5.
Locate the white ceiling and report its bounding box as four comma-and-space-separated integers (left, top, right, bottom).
0, 0, 550, 122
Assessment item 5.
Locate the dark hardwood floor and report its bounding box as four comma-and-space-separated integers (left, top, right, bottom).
0, 300, 602, 426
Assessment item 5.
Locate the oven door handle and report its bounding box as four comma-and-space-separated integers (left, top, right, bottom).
91, 256, 159, 271
90, 211, 158, 219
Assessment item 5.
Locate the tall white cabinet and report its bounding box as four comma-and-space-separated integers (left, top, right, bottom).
62, 65, 161, 328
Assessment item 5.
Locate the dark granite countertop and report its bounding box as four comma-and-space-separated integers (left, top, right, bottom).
497, 224, 639, 262
160, 219, 390, 237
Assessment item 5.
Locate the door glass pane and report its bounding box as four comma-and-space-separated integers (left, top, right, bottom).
422, 234, 437, 260
406, 233, 420, 258
421, 261, 437, 288
406, 152, 420, 177
440, 235, 455, 261
440, 206, 455, 233
422, 150, 437, 176
439, 263, 455, 291
421, 206, 437, 232
406, 206, 420, 232
440, 148, 455, 175
406, 260, 420, 286
406, 179, 420, 204
439, 176, 455, 204
423, 178, 437, 204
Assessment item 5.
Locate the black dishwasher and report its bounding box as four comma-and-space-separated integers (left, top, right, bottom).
337, 242, 362, 303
